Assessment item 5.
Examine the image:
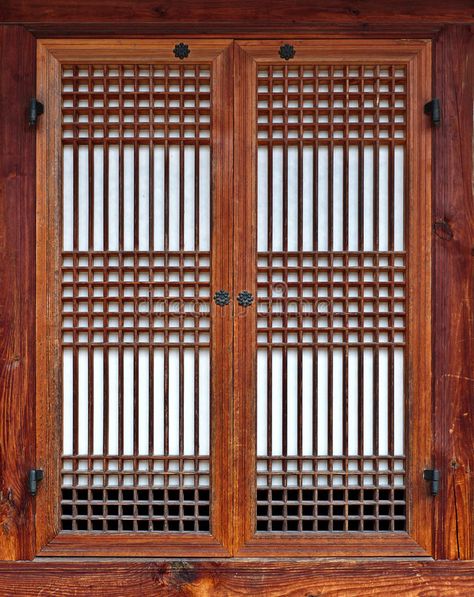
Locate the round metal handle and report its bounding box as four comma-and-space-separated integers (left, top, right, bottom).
237, 290, 254, 307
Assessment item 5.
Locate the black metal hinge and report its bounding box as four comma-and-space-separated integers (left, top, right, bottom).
28, 469, 44, 496
424, 99, 441, 127
28, 98, 44, 126
423, 469, 440, 496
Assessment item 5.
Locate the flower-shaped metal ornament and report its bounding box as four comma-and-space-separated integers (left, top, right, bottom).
173, 43, 190, 59
237, 290, 254, 307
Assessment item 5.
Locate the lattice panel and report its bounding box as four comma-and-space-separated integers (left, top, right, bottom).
61, 251, 211, 349
257, 65, 406, 143
256, 63, 407, 532
257, 251, 405, 348
257, 456, 405, 532
60, 63, 212, 533
62, 65, 211, 143
62, 456, 209, 532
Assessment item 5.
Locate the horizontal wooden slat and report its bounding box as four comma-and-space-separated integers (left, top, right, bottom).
38, 533, 228, 557
1, 0, 474, 28
1, 560, 474, 595
38, 39, 232, 63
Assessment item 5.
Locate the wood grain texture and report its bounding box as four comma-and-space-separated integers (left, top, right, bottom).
35, 39, 234, 557
1, 560, 474, 595
232, 41, 256, 555
209, 42, 234, 554
35, 37, 62, 555
0, 25, 36, 561
0, 17, 471, 574
432, 24, 474, 561
37, 38, 233, 62
0, 0, 474, 36
233, 39, 433, 558
404, 37, 433, 555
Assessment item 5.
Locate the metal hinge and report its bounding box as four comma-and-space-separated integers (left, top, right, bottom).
28, 98, 44, 126
424, 99, 441, 126
28, 469, 44, 496
423, 469, 440, 496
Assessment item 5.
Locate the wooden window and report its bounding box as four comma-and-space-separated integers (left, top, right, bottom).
36, 40, 234, 557
35, 39, 431, 557
233, 40, 432, 557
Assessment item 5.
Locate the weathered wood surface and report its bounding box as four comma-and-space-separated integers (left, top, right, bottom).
0, 25, 36, 561
0, 0, 473, 36
1, 560, 474, 595
0, 8, 471, 581
432, 24, 474, 561
0, 0, 473, 24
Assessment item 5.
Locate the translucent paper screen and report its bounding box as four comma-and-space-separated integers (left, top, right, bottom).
255, 64, 407, 532
61, 64, 212, 532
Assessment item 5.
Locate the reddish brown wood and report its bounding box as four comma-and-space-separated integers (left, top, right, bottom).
35, 39, 234, 557
209, 41, 234, 554
432, 24, 474, 561
233, 39, 433, 558
0, 11, 470, 579
0, 0, 473, 38
8, 25, 452, 39
0, 25, 36, 561
1, 560, 474, 595
232, 41, 256, 555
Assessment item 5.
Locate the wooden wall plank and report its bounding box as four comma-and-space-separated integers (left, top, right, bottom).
1, 560, 474, 595
0, 25, 36, 560
0, 0, 473, 26
0, 1, 473, 37
432, 24, 474, 560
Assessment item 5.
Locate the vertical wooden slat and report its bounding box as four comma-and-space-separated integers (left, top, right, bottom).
233, 42, 257, 553
266, 67, 274, 523
357, 98, 365, 463
148, 66, 155, 462
433, 24, 474, 561
312, 122, 319, 470
404, 37, 433, 555
387, 65, 395, 458
210, 43, 234, 552
87, 64, 95, 465
0, 24, 36, 561
102, 70, 110, 460
163, 64, 170, 531
36, 38, 62, 552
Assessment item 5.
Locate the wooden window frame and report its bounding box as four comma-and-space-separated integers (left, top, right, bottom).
0, 3, 472, 593
33, 38, 433, 559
